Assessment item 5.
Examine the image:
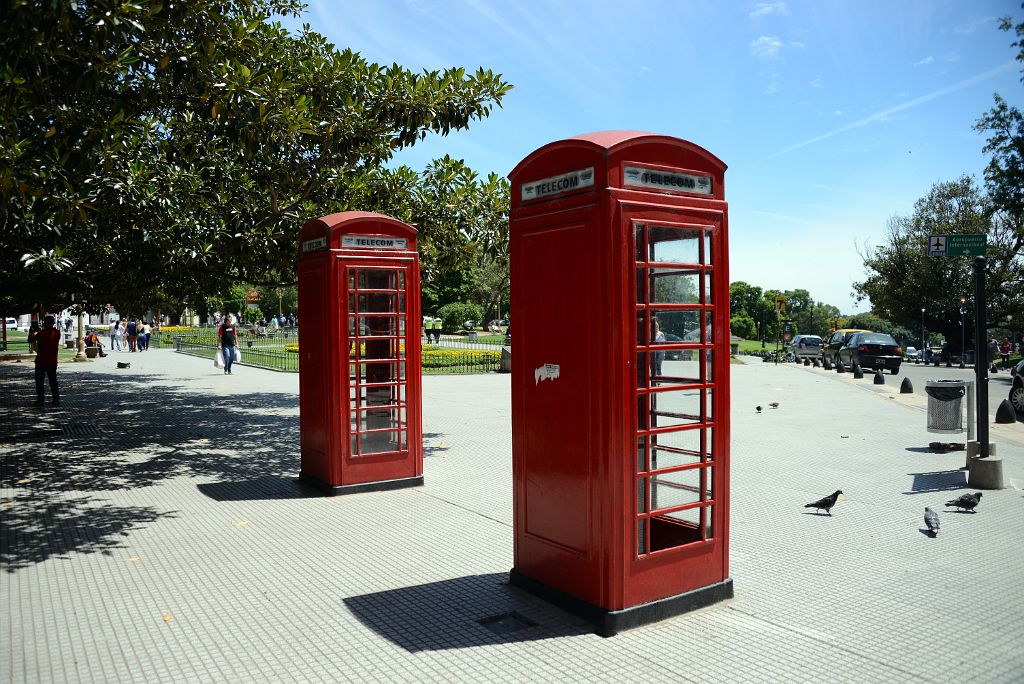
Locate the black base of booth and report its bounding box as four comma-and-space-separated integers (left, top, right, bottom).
508, 568, 733, 637
296, 473, 423, 496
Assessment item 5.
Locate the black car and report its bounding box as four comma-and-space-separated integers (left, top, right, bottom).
1009, 359, 1024, 419
822, 328, 870, 366
837, 332, 902, 374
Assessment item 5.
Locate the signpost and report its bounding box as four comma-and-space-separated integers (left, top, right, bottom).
927, 235, 990, 460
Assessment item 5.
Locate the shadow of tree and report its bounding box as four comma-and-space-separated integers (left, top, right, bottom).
903, 469, 967, 494
0, 494, 175, 572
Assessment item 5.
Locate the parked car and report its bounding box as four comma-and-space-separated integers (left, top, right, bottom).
837, 331, 902, 374
787, 334, 822, 362
823, 328, 870, 365
1009, 359, 1024, 419
904, 346, 920, 362
3, 317, 19, 332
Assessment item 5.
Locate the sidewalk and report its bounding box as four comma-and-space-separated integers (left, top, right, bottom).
2, 351, 1022, 683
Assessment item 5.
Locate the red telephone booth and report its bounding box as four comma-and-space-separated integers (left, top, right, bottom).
297, 212, 423, 494
508, 131, 732, 635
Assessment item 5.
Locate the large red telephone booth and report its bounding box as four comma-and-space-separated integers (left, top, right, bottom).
297, 212, 423, 494
508, 131, 732, 635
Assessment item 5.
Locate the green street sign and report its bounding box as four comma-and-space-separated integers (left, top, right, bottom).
928, 234, 987, 257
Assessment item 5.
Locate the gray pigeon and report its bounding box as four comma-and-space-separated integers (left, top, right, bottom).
944, 492, 983, 512
769, 402, 780, 409
924, 507, 939, 536
805, 490, 843, 515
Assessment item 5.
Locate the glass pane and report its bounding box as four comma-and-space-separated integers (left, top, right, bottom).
637, 519, 647, 556
398, 294, 406, 313
663, 506, 700, 527
703, 272, 712, 304
634, 224, 645, 263
705, 505, 713, 539
637, 477, 647, 513
636, 268, 646, 304
359, 293, 397, 313
705, 467, 713, 501
361, 339, 398, 361
705, 427, 714, 462
350, 434, 358, 453
650, 429, 702, 470
637, 393, 649, 430
359, 431, 400, 455
650, 268, 700, 305
358, 316, 397, 337
702, 232, 712, 265
348, 272, 355, 288
637, 352, 648, 389
653, 352, 702, 387
637, 312, 646, 346
705, 311, 713, 343
359, 270, 398, 290
651, 468, 701, 511
352, 361, 405, 383
398, 271, 405, 289
650, 309, 700, 344
705, 349, 714, 384
647, 226, 701, 264
650, 388, 703, 428
348, 292, 356, 312
706, 388, 714, 422
636, 436, 647, 473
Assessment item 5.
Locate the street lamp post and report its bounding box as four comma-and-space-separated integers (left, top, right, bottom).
959, 297, 967, 369
920, 307, 925, 360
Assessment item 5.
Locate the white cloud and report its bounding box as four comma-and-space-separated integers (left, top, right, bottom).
769, 60, 1017, 158
913, 56, 934, 66
750, 2, 788, 19
943, 52, 960, 63
952, 16, 995, 35
750, 36, 783, 59
810, 76, 823, 88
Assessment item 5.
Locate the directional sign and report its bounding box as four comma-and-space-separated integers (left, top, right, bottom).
928, 234, 986, 257
774, 295, 786, 313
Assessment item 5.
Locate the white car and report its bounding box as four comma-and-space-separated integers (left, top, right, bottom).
4, 317, 19, 332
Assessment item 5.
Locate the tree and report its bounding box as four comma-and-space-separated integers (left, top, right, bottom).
1, 1, 511, 316
855, 177, 1023, 351
730, 312, 756, 339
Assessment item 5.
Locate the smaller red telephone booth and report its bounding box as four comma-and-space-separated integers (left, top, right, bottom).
508, 131, 732, 635
297, 212, 423, 494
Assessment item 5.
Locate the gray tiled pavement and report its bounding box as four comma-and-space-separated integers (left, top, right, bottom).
2, 350, 1023, 683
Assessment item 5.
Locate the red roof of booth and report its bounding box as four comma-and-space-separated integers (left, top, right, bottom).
306, 211, 417, 234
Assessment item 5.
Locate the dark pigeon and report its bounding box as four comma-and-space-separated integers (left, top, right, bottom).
769, 402, 780, 409
756, 406, 762, 413
944, 492, 982, 512
924, 507, 939, 536
805, 490, 843, 515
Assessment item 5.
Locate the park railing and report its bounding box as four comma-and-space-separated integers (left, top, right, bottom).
175, 340, 299, 372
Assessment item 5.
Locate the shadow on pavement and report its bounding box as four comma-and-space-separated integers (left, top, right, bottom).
1, 362, 300, 570
343, 572, 588, 651
904, 469, 967, 494
197, 476, 320, 501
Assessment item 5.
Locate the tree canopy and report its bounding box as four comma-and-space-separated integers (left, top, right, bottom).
1, 1, 512, 315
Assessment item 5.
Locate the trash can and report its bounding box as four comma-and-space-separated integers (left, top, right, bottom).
926, 379, 967, 433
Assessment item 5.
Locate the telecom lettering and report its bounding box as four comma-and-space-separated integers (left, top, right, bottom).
354, 238, 396, 247
642, 171, 696, 189
533, 175, 579, 195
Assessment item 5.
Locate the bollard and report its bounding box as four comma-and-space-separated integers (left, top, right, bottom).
822, 357, 832, 370
812, 359, 820, 368
873, 369, 885, 385
836, 360, 845, 373
803, 358, 810, 366
995, 399, 1017, 424
852, 364, 864, 379
900, 377, 914, 394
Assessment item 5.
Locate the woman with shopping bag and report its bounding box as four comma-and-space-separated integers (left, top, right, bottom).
218, 313, 239, 375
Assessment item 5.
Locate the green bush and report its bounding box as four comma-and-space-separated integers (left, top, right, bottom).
437, 302, 484, 333
422, 346, 500, 368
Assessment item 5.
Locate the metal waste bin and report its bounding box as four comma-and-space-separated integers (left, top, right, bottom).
925, 379, 967, 433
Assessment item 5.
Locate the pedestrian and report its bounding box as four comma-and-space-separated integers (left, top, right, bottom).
126, 318, 138, 352
999, 337, 1011, 365
986, 334, 998, 372
651, 316, 666, 381
218, 313, 238, 375
28, 320, 40, 353
29, 315, 61, 406
433, 315, 442, 343
116, 320, 126, 351
141, 319, 151, 351
109, 319, 120, 351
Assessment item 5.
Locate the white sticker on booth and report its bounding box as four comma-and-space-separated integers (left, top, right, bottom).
302, 236, 328, 253
534, 363, 560, 385
623, 165, 712, 194
341, 235, 408, 250
521, 167, 594, 201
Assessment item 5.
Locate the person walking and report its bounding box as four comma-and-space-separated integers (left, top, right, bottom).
140, 319, 151, 351
109, 319, 120, 351
28, 320, 40, 353
999, 337, 1011, 366
218, 313, 238, 375
126, 318, 138, 352
987, 334, 998, 372
30, 315, 61, 406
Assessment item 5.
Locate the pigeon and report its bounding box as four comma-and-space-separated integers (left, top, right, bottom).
924, 507, 940, 536
769, 402, 780, 409
805, 490, 843, 515
756, 406, 762, 413
944, 492, 982, 512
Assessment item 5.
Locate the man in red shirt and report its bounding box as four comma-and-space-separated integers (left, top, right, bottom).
30, 315, 61, 406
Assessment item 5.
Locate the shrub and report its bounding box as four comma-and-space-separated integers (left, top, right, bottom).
422, 346, 500, 368
437, 302, 484, 333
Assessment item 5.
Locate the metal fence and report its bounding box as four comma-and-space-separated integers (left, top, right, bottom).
175, 340, 299, 372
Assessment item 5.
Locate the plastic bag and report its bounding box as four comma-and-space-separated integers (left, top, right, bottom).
233, 347, 241, 362
215, 349, 224, 368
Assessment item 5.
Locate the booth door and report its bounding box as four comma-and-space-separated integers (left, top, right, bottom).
633, 218, 721, 568
345, 265, 411, 480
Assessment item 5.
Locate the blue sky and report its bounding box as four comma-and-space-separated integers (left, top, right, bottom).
285, 1, 1022, 314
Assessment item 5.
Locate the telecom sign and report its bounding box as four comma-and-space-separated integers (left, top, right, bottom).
928, 234, 986, 257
